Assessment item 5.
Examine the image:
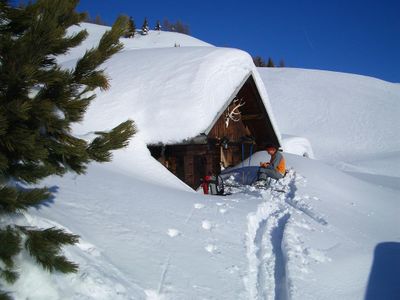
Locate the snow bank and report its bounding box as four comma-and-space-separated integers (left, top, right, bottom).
3, 214, 145, 299
8, 150, 398, 299
281, 134, 314, 158
17, 162, 263, 299
5, 153, 263, 298
260, 68, 400, 164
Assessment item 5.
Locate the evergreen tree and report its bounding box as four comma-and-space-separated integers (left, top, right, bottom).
279, 59, 286, 67
125, 16, 136, 38
84, 13, 107, 25
267, 57, 275, 67
155, 20, 161, 31
0, 0, 135, 296
94, 14, 106, 25
174, 20, 190, 35
253, 56, 266, 67
162, 19, 190, 35
141, 17, 149, 35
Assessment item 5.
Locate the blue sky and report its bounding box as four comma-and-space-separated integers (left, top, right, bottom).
77, 0, 400, 83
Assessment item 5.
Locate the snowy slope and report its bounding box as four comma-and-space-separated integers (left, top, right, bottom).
259, 68, 400, 164
260, 68, 400, 188
7, 149, 399, 299
4, 23, 399, 300
58, 23, 212, 64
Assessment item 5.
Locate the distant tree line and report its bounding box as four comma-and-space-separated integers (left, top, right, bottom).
124, 17, 190, 38
253, 56, 286, 68
85, 13, 108, 26
162, 19, 190, 35
83, 13, 191, 38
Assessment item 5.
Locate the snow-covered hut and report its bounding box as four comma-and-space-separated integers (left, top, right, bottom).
65, 25, 281, 189
146, 60, 282, 188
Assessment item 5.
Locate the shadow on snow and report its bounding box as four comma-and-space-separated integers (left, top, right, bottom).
365, 242, 400, 300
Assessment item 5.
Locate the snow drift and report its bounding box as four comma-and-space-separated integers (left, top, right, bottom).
260, 68, 400, 164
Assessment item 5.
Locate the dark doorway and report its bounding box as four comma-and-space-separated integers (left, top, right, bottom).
193, 155, 207, 189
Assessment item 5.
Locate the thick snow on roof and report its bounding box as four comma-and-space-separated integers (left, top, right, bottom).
62, 24, 280, 145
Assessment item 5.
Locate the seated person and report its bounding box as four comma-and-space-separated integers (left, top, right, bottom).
258, 145, 286, 180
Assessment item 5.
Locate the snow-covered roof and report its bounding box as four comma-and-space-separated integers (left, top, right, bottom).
62, 23, 281, 145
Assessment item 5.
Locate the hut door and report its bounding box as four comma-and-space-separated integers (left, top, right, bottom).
193, 155, 207, 188
175, 156, 184, 181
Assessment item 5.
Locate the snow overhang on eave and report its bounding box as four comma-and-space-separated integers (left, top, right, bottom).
147, 134, 208, 147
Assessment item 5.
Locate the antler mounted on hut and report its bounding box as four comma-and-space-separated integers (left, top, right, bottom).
225, 98, 245, 127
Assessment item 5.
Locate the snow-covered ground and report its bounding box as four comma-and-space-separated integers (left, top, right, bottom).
4, 23, 400, 299
8, 149, 399, 299
259, 68, 400, 161
259, 68, 400, 179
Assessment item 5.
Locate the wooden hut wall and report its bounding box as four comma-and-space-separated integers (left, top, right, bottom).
148, 144, 220, 189
208, 103, 252, 141
236, 76, 280, 146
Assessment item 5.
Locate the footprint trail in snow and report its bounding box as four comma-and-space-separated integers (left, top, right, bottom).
236, 169, 328, 300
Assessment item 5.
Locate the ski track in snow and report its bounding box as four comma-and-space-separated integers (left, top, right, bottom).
243, 170, 327, 300
284, 178, 327, 226
157, 255, 171, 295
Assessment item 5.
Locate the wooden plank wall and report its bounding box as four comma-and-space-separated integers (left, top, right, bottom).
208, 103, 252, 142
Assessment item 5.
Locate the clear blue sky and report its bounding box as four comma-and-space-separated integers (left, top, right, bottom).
77, 0, 400, 83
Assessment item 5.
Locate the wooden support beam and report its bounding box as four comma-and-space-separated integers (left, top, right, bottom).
241, 113, 265, 121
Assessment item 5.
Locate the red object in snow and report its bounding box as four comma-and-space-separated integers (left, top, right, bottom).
202, 175, 212, 194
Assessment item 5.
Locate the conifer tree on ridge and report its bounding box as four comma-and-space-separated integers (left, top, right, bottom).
155, 20, 161, 31
141, 17, 149, 35
125, 16, 136, 38
267, 57, 275, 67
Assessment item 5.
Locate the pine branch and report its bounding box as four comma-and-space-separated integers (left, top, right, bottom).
0, 187, 50, 213
0, 227, 21, 269
0, 290, 13, 300
73, 15, 128, 90
0, 109, 8, 136
87, 120, 136, 162
0, 268, 18, 284
46, 133, 89, 175
78, 69, 110, 91
0, 153, 7, 174
61, 95, 93, 123
22, 227, 79, 273
97, 15, 127, 59
7, 164, 57, 184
